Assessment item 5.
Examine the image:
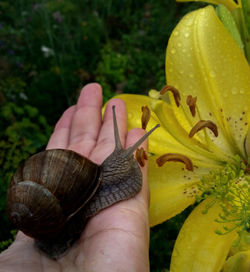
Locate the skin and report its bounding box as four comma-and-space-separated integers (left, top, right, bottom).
0, 83, 150, 272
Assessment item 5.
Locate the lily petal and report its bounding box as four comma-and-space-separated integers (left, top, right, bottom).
148, 157, 217, 226
166, 6, 250, 157
113, 94, 159, 130
170, 198, 238, 272
222, 250, 250, 271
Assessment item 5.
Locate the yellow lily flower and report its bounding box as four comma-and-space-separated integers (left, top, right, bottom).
116, 5, 249, 271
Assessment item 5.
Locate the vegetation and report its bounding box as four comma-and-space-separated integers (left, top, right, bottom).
0, 0, 202, 270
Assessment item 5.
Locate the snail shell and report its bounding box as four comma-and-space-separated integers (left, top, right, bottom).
6, 149, 100, 240
6, 106, 159, 259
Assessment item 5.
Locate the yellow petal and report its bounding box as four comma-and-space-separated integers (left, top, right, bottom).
148, 157, 216, 226
170, 198, 238, 272
229, 231, 250, 255
166, 6, 250, 157
112, 94, 159, 130
176, 0, 239, 12
222, 250, 250, 272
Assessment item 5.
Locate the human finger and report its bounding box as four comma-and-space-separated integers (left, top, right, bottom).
47, 106, 76, 149
68, 83, 103, 157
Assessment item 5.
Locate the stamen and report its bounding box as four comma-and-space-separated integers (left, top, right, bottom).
189, 120, 218, 138
244, 129, 250, 158
186, 95, 197, 117
160, 85, 181, 107
135, 147, 148, 167
141, 106, 151, 130
156, 153, 194, 171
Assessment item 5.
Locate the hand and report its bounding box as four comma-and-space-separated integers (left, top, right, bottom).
0, 83, 150, 272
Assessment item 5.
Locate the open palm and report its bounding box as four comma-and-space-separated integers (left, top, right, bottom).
0, 83, 150, 272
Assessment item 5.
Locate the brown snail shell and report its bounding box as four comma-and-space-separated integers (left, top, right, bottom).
6, 149, 100, 240
6, 106, 159, 259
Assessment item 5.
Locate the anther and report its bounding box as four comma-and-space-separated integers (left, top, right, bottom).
189, 120, 218, 138
136, 147, 148, 167
160, 85, 181, 107
156, 153, 194, 171
244, 129, 250, 159
141, 106, 151, 130
186, 95, 197, 117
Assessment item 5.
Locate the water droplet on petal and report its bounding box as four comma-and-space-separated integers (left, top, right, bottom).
184, 32, 190, 38
209, 71, 216, 78
231, 87, 238, 95
171, 48, 176, 54
173, 31, 179, 36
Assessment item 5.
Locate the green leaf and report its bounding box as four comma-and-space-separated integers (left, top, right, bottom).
216, 5, 244, 53
233, 7, 250, 62
242, 0, 250, 34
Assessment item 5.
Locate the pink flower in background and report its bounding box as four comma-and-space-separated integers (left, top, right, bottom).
53, 11, 63, 24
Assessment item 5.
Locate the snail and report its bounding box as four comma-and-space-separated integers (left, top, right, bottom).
6, 106, 159, 259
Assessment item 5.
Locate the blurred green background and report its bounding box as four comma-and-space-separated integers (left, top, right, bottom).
0, 0, 202, 270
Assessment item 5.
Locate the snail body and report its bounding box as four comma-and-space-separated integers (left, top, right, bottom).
6, 106, 159, 259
